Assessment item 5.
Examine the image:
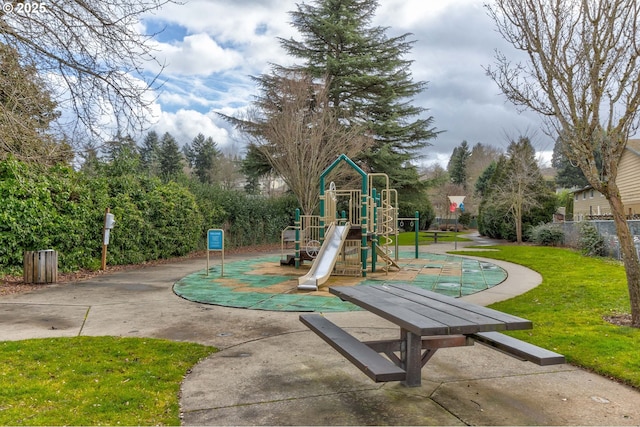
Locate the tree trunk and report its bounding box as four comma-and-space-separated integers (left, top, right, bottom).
608, 190, 640, 326
515, 203, 523, 244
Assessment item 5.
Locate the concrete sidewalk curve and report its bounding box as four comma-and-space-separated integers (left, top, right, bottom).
0, 237, 639, 425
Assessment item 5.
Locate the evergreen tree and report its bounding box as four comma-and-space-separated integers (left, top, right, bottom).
478, 156, 509, 239
551, 137, 594, 189
188, 133, 221, 184
139, 130, 160, 176
475, 161, 497, 197
103, 133, 139, 177
241, 144, 274, 194
447, 140, 471, 189
0, 44, 69, 165
478, 137, 556, 242
158, 132, 183, 182
273, 0, 438, 202
182, 143, 196, 169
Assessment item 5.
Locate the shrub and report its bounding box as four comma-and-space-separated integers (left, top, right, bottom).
0, 158, 207, 272
0, 159, 104, 272
399, 198, 435, 231
529, 223, 564, 246
578, 222, 606, 257
188, 181, 297, 248
0, 155, 319, 275
458, 212, 472, 227
478, 203, 506, 239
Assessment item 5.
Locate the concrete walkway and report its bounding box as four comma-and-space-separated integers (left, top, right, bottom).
1, 237, 639, 425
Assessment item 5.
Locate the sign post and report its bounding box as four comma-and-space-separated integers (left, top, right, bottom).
447, 196, 465, 250
101, 208, 116, 270
207, 229, 224, 276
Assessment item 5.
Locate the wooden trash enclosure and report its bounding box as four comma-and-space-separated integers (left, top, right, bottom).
23, 250, 58, 284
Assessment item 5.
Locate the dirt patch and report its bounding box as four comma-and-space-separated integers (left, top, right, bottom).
603, 313, 634, 327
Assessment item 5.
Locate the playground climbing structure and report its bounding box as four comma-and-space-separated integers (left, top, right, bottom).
280, 154, 402, 290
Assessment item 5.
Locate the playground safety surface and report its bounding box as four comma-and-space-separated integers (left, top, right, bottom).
173, 251, 507, 312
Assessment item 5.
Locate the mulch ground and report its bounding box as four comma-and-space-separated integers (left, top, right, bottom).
0, 244, 281, 297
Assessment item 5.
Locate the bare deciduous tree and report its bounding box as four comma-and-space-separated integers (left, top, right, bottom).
215, 154, 244, 191
491, 137, 548, 243
229, 73, 373, 214
467, 143, 503, 187
0, 0, 171, 144
486, 0, 640, 325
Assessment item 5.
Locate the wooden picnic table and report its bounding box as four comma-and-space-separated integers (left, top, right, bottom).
421, 230, 449, 243
301, 284, 564, 387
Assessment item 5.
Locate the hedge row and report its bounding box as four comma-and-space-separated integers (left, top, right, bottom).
0, 158, 296, 274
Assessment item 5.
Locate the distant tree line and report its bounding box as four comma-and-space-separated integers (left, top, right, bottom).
0, 130, 297, 274
424, 136, 558, 243
0, 0, 447, 275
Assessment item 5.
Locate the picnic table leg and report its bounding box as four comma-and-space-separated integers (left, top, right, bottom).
400, 329, 422, 387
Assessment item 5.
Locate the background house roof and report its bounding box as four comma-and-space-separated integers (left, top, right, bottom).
626, 139, 640, 156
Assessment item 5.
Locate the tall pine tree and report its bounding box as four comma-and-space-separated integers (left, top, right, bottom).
273, 0, 439, 204
447, 141, 471, 190
158, 132, 183, 182
186, 133, 221, 184
139, 130, 160, 177
551, 136, 596, 189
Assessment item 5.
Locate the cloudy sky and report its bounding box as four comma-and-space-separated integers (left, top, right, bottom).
140, 0, 554, 167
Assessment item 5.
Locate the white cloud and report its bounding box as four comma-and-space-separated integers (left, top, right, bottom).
148, 0, 296, 74
135, 0, 554, 167
151, 109, 225, 143
148, 107, 250, 156
155, 34, 244, 76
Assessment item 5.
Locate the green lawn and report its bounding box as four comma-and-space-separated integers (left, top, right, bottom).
0, 336, 215, 425
389, 231, 472, 246
4, 244, 639, 425
453, 245, 640, 389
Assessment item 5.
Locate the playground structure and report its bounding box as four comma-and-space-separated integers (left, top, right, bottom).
280, 154, 404, 291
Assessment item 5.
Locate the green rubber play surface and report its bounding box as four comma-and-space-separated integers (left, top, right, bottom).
173, 251, 507, 312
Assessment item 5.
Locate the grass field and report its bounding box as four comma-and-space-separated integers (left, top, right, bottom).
454, 245, 640, 389
390, 230, 472, 246
0, 337, 215, 425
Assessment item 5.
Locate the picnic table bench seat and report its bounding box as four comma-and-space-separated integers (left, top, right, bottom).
470, 331, 565, 366
299, 314, 406, 382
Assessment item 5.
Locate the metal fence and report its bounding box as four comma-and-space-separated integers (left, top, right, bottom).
561, 220, 640, 260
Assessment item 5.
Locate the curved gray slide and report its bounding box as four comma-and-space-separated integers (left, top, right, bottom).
297, 223, 350, 291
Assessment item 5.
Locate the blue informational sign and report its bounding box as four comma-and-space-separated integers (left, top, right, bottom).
208, 229, 224, 251
207, 229, 224, 277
